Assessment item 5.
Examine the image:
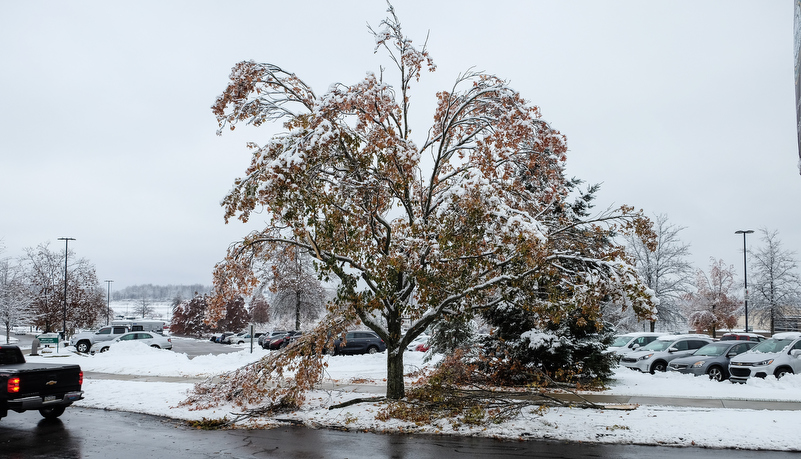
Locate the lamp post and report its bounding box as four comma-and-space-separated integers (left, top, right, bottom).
57, 237, 75, 338
735, 230, 754, 332
105, 280, 114, 325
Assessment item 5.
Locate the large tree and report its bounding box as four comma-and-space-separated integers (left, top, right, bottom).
206, 6, 654, 401
748, 229, 801, 334
624, 213, 693, 332
21, 242, 105, 334
686, 258, 740, 337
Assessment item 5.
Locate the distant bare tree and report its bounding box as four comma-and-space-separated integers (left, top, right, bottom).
624, 214, 693, 331
0, 255, 33, 344
748, 229, 801, 334
686, 258, 740, 337
265, 246, 325, 331
136, 297, 156, 318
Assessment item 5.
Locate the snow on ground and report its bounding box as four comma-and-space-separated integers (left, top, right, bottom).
25, 337, 801, 451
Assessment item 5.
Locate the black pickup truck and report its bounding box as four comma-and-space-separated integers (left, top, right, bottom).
0, 345, 84, 420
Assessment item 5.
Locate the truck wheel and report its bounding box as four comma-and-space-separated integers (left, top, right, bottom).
39, 406, 66, 419
75, 341, 90, 353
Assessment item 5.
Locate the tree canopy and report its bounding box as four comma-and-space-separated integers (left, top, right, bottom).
201, 5, 655, 404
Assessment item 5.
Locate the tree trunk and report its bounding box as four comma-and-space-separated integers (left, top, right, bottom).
386, 346, 405, 399
295, 291, 301, 330
385, 303, 405, 400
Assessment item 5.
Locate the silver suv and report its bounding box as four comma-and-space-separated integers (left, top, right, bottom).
620, 334, 713, 373
728, 332, 801, 383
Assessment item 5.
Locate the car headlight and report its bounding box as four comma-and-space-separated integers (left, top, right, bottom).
637, 353, 654, 361
755, 359, 774, 366
691, 360, 706, 368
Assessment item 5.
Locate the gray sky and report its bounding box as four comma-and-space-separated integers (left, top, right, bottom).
1, 1, 798, 290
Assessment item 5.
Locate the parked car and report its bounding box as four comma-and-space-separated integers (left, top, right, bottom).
211, 332, 235, 344
331, 330, 386, 355
607, 332, 665, 358
729, 332, 801, 383
265, 331, 295, 350
270, 331, 303, 349
89, 331, 173, 354
227, 332, 263, 345
222, 331, 247, 344
259, 331, 289, 349
620, 334, 713, 373
719, 332, 765, 342
406, 335, 429, 352
70, 325, 133, 353
668, 340, 759, 381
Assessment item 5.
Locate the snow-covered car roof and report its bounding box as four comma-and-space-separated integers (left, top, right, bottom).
770, 332, 801, 340
654, 334, 711, 342
615, 332, 666, 337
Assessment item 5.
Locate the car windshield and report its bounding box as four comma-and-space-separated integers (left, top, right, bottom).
751, 338, 795, 354
692, 343, 730, 356
610, 336, 631, 347
642, 339, 674, 351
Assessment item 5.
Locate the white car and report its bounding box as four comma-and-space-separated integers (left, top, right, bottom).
620, 334, 713, 373
728, 332, 801, 383
607, 332, 665, 358
406, 335, 429, 352
90, 331, 172, 354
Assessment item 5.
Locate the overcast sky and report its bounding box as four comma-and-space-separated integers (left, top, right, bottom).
1, 1, 798, 291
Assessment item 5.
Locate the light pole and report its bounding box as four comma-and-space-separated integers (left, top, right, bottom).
735, 230, 754, 332
105, 280, 114, 325
57, 237, 75, 338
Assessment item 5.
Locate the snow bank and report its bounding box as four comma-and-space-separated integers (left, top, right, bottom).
25, 338, 801, 450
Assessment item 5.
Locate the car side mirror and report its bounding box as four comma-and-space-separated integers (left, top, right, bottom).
668, 347, 678, 353
727, 351, 738, 358
631, 344, 640, 350
791, 349, 801, 358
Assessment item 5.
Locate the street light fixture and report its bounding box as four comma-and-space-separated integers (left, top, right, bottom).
57, 237, 75, 338
105, 280, 114, 325
735, 230, 754, 332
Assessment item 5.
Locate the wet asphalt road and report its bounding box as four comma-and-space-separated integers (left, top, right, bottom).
1, 407, 798, 459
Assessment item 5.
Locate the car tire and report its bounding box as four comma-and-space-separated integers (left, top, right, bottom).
367, 345, 378, 355
75, 341, 90, 353
775, 367, 793, 379
39, 406, 66, 419
707, 366, 726, 382
151, 345, 160, 349
100, 347, 109, 353
650, 361, 667, 373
